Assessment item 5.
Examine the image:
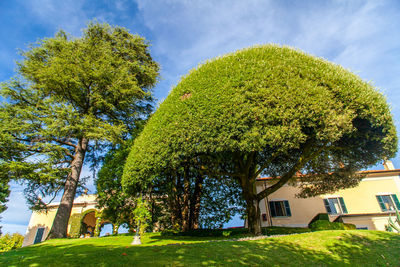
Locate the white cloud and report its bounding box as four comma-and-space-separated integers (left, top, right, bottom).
25, 0, 89, 36
135, 1, 400, 98
138, 2, 398, 97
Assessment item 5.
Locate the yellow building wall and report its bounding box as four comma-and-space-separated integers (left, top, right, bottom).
23, 197, 98, 247
329, 176, 400, 214
257, 174, 400, 230
22, 208, 57, 247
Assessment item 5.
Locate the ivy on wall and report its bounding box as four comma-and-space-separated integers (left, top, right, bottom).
68, 213, 83, 238
67, 209, 98, 238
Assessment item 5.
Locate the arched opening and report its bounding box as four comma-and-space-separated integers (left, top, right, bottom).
81, 210, 96, 237
118, 223, 130, 234
100, 222, 113, 237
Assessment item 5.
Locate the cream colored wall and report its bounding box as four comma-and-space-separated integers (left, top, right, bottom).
22, 208, 57, 247
23, 202, 98, 247
326, 176, 400, 214
257, 183, 326, 227
257, 174, 400, 229
341, 216, 392, 231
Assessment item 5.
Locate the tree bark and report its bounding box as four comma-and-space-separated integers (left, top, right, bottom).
181, 166, 191, 232
112, 224, 119, 235
189, 174, 203, 230
236, 152, 262, 235
169, 174, 182, 227
47, 137, 89, 239
243, 180, 262, 236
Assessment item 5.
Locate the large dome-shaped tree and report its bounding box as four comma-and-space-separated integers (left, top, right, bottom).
123, 45, 397, 235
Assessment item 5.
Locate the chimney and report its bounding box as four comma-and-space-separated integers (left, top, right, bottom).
383, 160, 395, 170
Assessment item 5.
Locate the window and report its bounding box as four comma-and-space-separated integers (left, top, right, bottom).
269, 200, 291, 217
376, 194, 400, 211
34, 227, 45, 244
323, 197, 348, 215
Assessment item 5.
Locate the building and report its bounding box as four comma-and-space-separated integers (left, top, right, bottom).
256, 161, 400, 230
23, 162, 400, 246
22, 194, 99, 247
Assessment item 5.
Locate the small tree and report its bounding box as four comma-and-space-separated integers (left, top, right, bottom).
0, 233, 24, 252
123, 45, 397, 235
387, 208, 400, 233
96, 139, 137, 231
132, 197, 151, 242
1, 21, 159, 238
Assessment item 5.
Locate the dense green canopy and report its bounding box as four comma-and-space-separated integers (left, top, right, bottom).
124, 44, 396, 184
1, 22, 159, 238
123, 45, 397, 233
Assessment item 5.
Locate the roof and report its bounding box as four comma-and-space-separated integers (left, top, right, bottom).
46, 194, 97, 208
256, 168, 400, 181
334, 212, 397, 221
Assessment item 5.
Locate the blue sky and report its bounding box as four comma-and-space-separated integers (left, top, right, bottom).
1, 0, 400, 234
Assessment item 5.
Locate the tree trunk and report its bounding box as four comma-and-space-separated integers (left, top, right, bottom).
189, 174, 203, 230
240, 170, 262, 235
47, 138, 89, 239
245, 194, 262, 235
169, 174, 182, 227
181, 167, 191, 232
112, 224, 119, 235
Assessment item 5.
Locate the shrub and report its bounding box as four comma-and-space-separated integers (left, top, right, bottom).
161, 226, 312, 237
0, 233, 24, 252
343, 223, 356, 230
308, 213, 330, 228
387, 208, 400, 233
309, 220, 355, 231
222, 231, 232, 237
263, 226, 311, 235
161, 228, 248, 237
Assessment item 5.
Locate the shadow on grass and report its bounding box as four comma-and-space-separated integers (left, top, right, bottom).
1, 231, 399, 266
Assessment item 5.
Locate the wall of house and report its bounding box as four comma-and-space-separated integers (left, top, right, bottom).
22, 208, 57, 247
341, 216, 393, 230
22, 194, 98, 247
257, 172, 400, 230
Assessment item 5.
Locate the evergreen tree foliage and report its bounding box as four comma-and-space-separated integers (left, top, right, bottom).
96, 139, 137, 230
123, 45, 397, 235
0, 22, 159, 238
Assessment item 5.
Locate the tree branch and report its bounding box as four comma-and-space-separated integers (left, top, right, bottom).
253, 152, 279, 179
256, 140, 324, 201
53, 138, 77, 148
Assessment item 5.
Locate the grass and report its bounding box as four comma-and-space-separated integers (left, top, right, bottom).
1, 230, 399, 266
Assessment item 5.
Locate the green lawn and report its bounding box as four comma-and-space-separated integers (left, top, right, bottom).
1, 230, 399, 266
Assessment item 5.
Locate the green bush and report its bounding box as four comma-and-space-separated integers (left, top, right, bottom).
263, 226, 311, 235
309, 220, 355, 231
343, 223, 356, 230
161, 228, 248, 237
0, 233, 24, 252
387, 208, 400, 232
308, 213, 330, 228
161, 226, 312, 237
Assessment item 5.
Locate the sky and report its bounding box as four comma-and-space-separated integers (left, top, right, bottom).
1, 0, 400, 234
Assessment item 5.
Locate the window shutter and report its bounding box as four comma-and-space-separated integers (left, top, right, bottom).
339, 197, 348, 214
323, 199, 331, 213
269, 201, 276, 217
284, 200, 291, 217
34, 228, 45, 244
391, 194, 400, 210
376, 195, 386, 211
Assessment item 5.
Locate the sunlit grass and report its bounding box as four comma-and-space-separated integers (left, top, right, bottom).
1, 230, 399, 266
